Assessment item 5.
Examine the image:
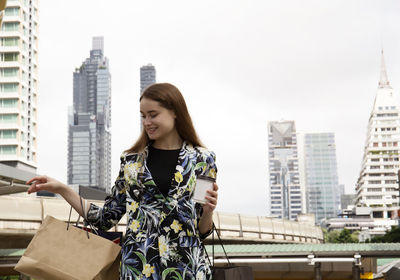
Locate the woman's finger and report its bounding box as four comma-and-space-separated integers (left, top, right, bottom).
205, 196, 217, 205
206, 189, 218, 199
26, 176, 47, 185
213, 183, 219, 191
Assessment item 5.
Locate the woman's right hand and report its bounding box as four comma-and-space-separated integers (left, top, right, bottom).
26, 176, 67, 195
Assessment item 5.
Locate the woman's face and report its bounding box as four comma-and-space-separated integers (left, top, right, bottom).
140, 97, 177, 142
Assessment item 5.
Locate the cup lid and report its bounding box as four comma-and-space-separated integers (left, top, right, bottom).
197, 174, 216, 182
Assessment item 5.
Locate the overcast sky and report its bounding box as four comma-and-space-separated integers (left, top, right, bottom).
36, 0, 400, 216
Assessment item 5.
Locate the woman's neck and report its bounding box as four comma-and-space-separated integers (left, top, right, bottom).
152, 133, 183, 150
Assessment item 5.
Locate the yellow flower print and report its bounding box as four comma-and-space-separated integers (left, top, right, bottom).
158, 236, 169, 258
174, 171, 183, 183
142, 264, 155, 277
124, 162, 142, 184
196, 271, 205, 280
129, 219, 140, 232
170, 219, 183, 233
127, 201, 139, 213
207, 168, 217, 179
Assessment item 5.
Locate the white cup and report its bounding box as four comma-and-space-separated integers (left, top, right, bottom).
193, 175, 215, 204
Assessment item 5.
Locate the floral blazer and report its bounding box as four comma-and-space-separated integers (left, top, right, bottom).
87, 142, 217, 280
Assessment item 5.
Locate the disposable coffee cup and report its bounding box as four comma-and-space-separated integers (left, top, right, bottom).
193, 175, 216, 204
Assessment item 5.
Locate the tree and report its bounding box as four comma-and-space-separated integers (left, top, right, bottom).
324, 229, 358, 243
368, 227, 400, 243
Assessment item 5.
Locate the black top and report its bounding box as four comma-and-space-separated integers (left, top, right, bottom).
147, 145, 180, 197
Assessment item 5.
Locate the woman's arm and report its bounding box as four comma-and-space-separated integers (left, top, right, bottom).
198, 182, 218, 234
27, 176, 89, 217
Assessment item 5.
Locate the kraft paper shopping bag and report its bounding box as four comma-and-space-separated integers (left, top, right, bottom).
15, 215, 121, 280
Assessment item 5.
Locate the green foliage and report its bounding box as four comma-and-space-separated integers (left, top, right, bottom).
368, 226, 400, 243
324, 229, 359, 243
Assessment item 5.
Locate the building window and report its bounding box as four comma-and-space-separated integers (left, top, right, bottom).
0, 68, 18, 77
0, 83, 18, 92
4, 7, 19, 16
1, 37, 19, 47
0, 114, 17, 123
385, 180, 397, 184
0, 129, 17, 139
0, 53, 18, 62
0, 145, 17, 155
368, 180, 381, 184
1, 22, 19, 32
367, 195, 383, 199
0, 99, 17, 108
367, 188, 382, 192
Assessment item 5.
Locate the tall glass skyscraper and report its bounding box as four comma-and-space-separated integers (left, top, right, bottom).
68, 37, 111, 193
355, 50, 400, 224
140, 64, 156, 94
0, 0, 38, 172
302, 133, 339, 224
268, 120, 303, 220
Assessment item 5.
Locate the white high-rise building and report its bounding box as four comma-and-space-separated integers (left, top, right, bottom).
355, 50, 400, 226
0, 0, 38, 172
268, 120, 304, 220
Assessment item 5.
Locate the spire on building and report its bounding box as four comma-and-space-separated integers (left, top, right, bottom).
379, 49, 392, 89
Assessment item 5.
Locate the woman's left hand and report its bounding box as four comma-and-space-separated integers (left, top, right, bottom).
202, 182, 218, 215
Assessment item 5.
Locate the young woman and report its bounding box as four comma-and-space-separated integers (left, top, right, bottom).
27, 83, 219, 280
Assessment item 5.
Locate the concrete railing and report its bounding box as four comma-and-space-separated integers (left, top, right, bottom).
0, 196, 323, 245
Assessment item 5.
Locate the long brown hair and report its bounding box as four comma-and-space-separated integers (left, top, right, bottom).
125, 83, 204, 153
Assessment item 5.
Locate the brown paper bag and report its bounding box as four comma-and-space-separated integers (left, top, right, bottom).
15, 215, 121, 280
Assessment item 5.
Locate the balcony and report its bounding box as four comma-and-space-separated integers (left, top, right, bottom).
0, 123, 18, 130
0, 138, 19, 145
0, 107, 19, 114
0, 76, 20, 84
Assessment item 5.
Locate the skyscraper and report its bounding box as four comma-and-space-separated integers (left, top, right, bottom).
140, 64, 156, 94
301, 132, 339, 224
355, 50, 400, 224
68, 37, 111, 193
268, 120, 303, 220
0, 0, 38, 172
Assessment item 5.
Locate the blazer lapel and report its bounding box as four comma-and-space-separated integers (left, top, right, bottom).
162, 142, 197, 217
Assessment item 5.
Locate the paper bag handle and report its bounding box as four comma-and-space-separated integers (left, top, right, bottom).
66, 196, 97, 238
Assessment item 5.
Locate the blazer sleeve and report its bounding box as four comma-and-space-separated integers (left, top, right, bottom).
196, 149, 217, 239
86, 154, 127, 231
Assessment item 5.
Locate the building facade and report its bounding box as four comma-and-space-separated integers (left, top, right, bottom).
268, 120, 303, 220
68, 37, 111, 193
302, 132, 339, 224
0, 0, 38, 172
355, 50, 400, 223
140, 63, 156, 94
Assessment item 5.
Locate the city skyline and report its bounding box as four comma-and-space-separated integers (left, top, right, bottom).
35, 0, 400, 216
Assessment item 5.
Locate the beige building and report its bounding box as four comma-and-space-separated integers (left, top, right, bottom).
0, 0, 38, 172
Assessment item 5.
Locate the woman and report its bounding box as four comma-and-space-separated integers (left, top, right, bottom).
27, 83, 218, 280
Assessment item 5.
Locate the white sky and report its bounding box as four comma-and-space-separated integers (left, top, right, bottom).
36, 0, 400, 216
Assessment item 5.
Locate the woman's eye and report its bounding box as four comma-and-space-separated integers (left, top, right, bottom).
150, 114, 158, 118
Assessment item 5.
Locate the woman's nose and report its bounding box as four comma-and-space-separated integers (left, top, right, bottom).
143, 116, 151, 126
